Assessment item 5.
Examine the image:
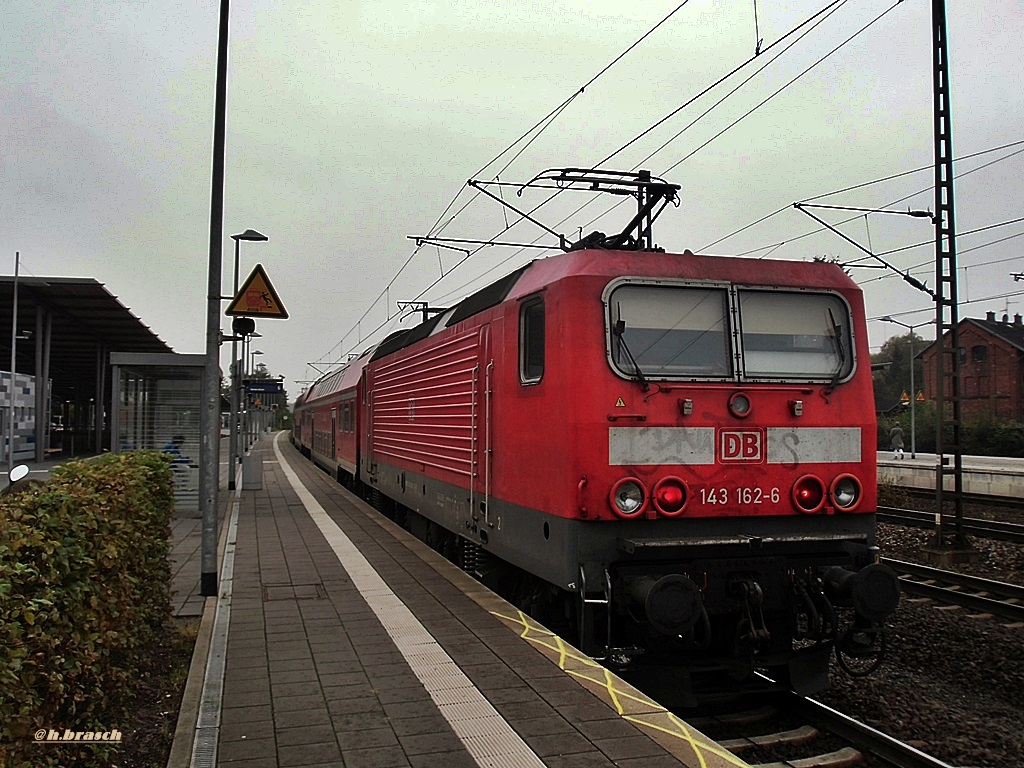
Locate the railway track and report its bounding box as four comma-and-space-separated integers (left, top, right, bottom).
686, 690, 954, 768
883, 557, 1024, 624
877, 505, 1024, 544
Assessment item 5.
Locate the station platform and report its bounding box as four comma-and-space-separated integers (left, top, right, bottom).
168, 433, 744, 768
876, 451, 1024, 498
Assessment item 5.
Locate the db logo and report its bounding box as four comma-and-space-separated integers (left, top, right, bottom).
719, 430, 763, 462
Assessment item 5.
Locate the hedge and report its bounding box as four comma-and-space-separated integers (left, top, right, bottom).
0, 451, 175, 768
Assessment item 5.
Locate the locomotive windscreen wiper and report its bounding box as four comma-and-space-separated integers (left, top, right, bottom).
613, 320, 650, 392
825, 308, 847, 394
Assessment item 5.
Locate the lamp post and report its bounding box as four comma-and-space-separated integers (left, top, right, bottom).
227, 229, 267, 490
880, 316, 918, 458
249, 350, 263, 446
8, 252, 19, 475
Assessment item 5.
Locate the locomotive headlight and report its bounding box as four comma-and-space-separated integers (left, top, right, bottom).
653, 477, 688, 517
792, 474, 826, 513
830, 474, 862, 511
610, 478, 647, 518
728, 391, 752, 418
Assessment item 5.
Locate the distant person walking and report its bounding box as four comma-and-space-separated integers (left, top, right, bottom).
889, 424, 905, 460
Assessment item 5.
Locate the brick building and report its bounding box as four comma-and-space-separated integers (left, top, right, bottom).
921, 312, 1024, 421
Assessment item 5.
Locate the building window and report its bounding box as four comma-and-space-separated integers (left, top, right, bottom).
520, 296, 545, 384
972, 345, 988, 363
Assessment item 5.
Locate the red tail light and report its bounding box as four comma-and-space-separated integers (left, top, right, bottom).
792, 474, 826, 513
653, 477, 688, 517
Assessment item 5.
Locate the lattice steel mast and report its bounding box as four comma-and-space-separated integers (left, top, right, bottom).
930, 0, 968, 550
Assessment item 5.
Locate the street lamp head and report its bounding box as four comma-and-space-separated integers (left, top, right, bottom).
880, 316, 894, 323
231, 229, 268, 242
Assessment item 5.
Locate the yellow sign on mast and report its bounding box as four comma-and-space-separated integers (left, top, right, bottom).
226, 264, 288, 319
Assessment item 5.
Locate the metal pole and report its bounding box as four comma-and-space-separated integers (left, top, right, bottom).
201, 0, 230, 597
242, 335, 249, 449
8, 252, 19, 475
247, 348, 254, 447
931, 0, 967, 549
909, 327, 916, 458
228, 237, 240, 490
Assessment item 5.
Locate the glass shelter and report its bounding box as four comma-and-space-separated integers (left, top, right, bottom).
110, 353, 207, 515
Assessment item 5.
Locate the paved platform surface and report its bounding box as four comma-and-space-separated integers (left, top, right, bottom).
170, 433, 742, 768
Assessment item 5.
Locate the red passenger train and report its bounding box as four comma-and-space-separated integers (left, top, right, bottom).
293, 175, 899, 698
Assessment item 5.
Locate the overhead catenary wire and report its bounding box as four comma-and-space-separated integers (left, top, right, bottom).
708, 138, 1024, 254
413, 87, 1023, 336
309, 2, 1014, 381
494, 0, 874, 268
317, 0, 886, 369
428, 0, 694, 241
425, 0, 859, 307
510, 0, 851, 253
869, 287, 1024, 326
839, 144, 1024, 266
317, 0, 858, 367
855, 216, 1024, 287
309, 3, 694, 378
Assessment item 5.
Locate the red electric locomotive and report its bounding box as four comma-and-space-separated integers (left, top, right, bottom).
294, 169, 899, 699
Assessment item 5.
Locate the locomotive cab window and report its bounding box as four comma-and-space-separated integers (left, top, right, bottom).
520, 296, 545, 383
608, 284, 731, 379
738, 290, 853, 381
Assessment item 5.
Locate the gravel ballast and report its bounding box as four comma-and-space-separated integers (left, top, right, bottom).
818, 511, 1024, 768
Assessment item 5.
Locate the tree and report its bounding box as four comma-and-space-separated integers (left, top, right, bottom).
871, 331, 923, 414
873, 334, 1024, 456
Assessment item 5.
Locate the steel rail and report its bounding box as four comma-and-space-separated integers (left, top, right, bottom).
884, 557, 1024, 623
792, 693, 957, 768
878, 506, 1024, 544
884, 484, 1024, 508
701, 684, 957, 768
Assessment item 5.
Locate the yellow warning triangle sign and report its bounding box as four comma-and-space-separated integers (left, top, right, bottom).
226, 263, 289, 319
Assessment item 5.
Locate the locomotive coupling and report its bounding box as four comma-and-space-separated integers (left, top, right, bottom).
626, 574, 705, 636
821, 563, 901, 623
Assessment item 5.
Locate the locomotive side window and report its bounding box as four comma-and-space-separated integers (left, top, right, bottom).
609, 285, 731, 378
738, 291, 853, 380
520, 297, 545, 383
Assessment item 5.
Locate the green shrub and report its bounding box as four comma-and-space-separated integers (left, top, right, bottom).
0, 451, 174, 768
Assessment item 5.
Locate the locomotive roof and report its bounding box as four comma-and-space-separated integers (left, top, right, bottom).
302, 248, 860, 393
504, 248, 860, 301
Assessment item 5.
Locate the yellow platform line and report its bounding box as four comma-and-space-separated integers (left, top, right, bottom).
491, 610, 749, 768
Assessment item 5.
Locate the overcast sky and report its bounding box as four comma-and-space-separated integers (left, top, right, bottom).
3, 0, 1022, 400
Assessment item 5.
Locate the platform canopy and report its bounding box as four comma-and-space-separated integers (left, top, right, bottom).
0, 275, 173, 416
0, 276, 173, 399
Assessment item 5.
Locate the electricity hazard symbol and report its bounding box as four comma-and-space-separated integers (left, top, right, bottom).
615, 398, 627, 407
226, 263, 289, 319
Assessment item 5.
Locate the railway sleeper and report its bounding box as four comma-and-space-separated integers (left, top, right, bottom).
750, 747, 863, 768
721, 723, 818, 751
